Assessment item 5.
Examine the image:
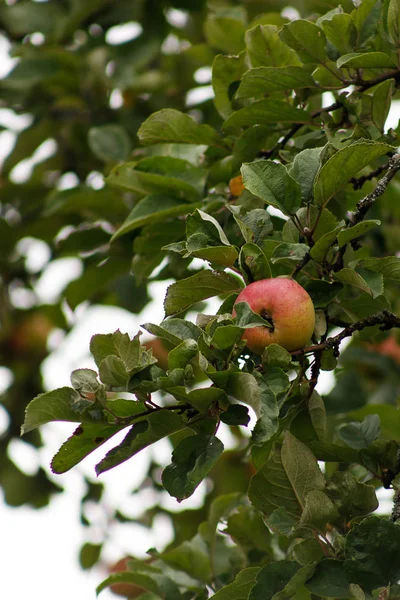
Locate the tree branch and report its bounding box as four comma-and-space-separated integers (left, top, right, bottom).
291, 311, 400, 358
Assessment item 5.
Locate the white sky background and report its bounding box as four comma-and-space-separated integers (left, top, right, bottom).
0, 14, 398, 600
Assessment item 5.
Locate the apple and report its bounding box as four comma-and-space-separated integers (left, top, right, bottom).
366, 335, 400, 365
233, 278, 315, 354
108, 557, 148, 598
143, 337, 170, 371
229, 175, 245, 197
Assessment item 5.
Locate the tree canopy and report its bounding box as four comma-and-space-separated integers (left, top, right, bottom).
1, 0, 400, 598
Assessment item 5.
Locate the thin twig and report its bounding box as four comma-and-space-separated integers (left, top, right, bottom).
290, 310, 400, 358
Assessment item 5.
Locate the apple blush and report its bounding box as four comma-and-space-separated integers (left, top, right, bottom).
233, 278, 315, 354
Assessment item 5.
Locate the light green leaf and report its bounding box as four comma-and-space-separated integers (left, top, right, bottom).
279, 20, 327, 64
337, 52, 397, 69
321, 13, 357, 55
245, 24, 301, 68
212, 53, 246, 119
236, 66, 313, 99
204, 15, 246, 54
337, 220, 380, 246
371, 79, 394, 133
241, 160, 302, 215
137, 109, 220, 146
288, 148, 323, 203
22, 387, 93, 434
313, 140, 394, 205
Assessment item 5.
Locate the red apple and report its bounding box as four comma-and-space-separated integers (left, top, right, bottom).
108, 557, 150, 598
233, 278, 315, 354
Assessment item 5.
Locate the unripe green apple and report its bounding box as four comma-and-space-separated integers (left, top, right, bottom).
233, 278, 315, 354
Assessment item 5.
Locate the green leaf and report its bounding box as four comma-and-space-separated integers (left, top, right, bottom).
212, 53, 246, 119
164, 270, 242, 317
310, 225, 343, 262
204, 15, 246, 54
249, 433, 324, 520
313, 141, 394, 206
223, 100, 312, 131
230, 207, 273, 245
271, 242, 309, 265
248, 561, 302, 600
325, 471, 378, 522
298, 490, 339, 534
371, 79, 394, 133
162, 434, 224, 501
168, 339, 198, 371
211, 567, 260, 600
186, 209, 231, 247
161, 533, 212, 583
142, 318, 203, 346
22, 387, 94, 434
220, 404, 250, 426
236, 66, 314, 99
234, 301, 274, 329
321, 13, 357, 55
262, 344, 292, 369
337, 414, 381, 449
226, 505, 271, 551
337, 220, 380, 246
337, 52, 397, 69
79, 542, 102, 570
305, 559, 351, 598
239, 242, 272, 283
333, 267, 383, 298
356, 256, 400, 281
106, 157, 205, 201
344, 516, 400, 591
137, 109, 220, 146
88, 125, 131, 163
303, 280, 343, 308
288, 148, 323, 204
245, 24, 301, 68
308, 392, 326, 442
95, 410, 185, 474
51, 423, 125, 474
387, 0, 400, 44
111, 195, 201, 241
279, 20, 327, 64
241, 160, 302, 216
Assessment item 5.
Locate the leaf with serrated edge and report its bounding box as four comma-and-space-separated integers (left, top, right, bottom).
137, 109, 220, 146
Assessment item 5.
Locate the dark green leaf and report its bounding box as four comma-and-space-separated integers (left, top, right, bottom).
344, 516, 400, 590
51, 423, 124, 474
162, 434, 224, 501
239, 242, 272, 283
337, 414, 381, 449
333, 267, 383, 298
314, 141, 394, 205
220, 404, 250, 426
88, 125, 131, 163
223, 100, 312, 131
79, 542, 102, 570
95, 410, 185, 474
288, 148, 323, 204
164, 270, 242, 317
337, 220, 380, 246
371, 79, 394, 133
106, 157, 204, 201
111, 195, 201, 241
305, 559, 351, 598
209, 567, 260, 600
